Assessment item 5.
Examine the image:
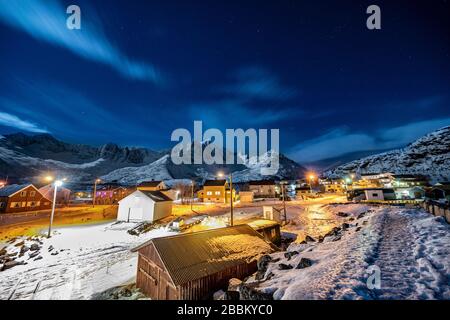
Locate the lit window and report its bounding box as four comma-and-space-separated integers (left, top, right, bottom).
206, 191, 212, 196
20, 191, 27, 197
215, 191, 221, 195
30, 191, 36, 197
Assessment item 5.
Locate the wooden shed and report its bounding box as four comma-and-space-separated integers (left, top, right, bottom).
132, 225, 277, 300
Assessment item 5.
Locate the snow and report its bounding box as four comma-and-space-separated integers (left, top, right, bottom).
326, 126, 450, 183
101, 155, 172, 184
249, 205, 450, 300
0, 222, 176, 300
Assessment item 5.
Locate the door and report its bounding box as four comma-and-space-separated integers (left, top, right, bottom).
128, 207, 143, 221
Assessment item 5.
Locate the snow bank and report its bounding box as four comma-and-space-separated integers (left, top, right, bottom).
0, 222, 176, 300
247, 205, 450, 300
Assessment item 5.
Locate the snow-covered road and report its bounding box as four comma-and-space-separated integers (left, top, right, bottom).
250, 205, 450, 300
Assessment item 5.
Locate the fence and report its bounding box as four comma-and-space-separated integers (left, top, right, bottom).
419, 200, 450, 224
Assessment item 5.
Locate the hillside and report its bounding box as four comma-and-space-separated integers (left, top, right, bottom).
0, 133, 306, 184
325, 126, 450, 182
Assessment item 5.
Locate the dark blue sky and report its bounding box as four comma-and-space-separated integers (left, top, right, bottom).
0, 0, 449, 163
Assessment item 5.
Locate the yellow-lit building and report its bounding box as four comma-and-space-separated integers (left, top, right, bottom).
137, 180, 166, 191
200, 180, 235, 203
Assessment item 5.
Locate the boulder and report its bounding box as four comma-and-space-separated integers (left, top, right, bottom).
228, 278, 242, 292
213, 290, 225, 300
305, 235, 316, 243
278, 263, 293, 270
342, 223, 350, 230
356, 227, 362, 232
296, 258, 313, 269
14, 241, 25, 247
1, 260, 25, 271
48, 245, 54, 252
336, 212, 349, 217
284, 251, 299, 261
257, 255, 273, 272
239, 282, 273, 300
357, 212, 366, 219
0, 248, 7, 256
34, 255, 43, 261
28, 251, 39, 259
30, 243, 40, 251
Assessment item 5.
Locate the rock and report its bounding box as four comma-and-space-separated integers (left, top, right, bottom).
1, 260, 25, 271
305, 235, 316, 243
284, 251, 299, 261
257, 255, 272, 272
14, 241, 25, 247
48, 245, 54, 252
342, 223, 350, 230
318, 236, 324, 243
228, 278, 242, 292
213, 290, 225, 300
239, 283, 273, 300
349, 217, 355, 221
20, 245, 29, 254
34, 255, 43, 261
51, 251, 59, 256
224, 291, 240, 300
0, 248, 7, 256
28, 251, 39, 259
357, 212, 366, 219
336, 212, 349, 217
356, 227, 362, 232
296, 258, 313, 269
278, 263, 293, 270
30, 243, 40, 251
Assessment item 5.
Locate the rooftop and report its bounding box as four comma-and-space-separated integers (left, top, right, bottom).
133, 225, 276, 286
0, 184, 32, 197
203, 179, 227, 187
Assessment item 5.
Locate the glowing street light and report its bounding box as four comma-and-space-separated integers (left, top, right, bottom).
308, 174, 316, 192
93, 178, 101, 207
217, 171, 234, 226
48, 179, 64, 238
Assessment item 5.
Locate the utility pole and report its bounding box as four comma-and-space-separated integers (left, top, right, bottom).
190, 180, 194, 212
230, 173, 234, 226
281, 181, 287, 223
48, 180, 62, 238
93, 178, 100, 207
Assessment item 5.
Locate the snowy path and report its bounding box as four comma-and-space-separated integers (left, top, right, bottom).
254, 205, 450, 300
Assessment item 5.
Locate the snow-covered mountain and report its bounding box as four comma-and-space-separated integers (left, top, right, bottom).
0, 133, 306, 185
325, 126, 450, 182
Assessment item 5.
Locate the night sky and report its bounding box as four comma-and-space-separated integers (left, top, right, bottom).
0, 0, 449, 164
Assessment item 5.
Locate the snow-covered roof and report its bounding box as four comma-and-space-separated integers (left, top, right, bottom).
0, 184, 32, 197
133, 225, 277, 286
140, 190, 172, 202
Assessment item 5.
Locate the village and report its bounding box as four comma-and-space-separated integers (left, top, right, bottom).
0, 171, 449, 300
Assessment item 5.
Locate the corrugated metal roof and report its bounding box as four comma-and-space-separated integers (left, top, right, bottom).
203, 180, 227, 187
0, 184, 31, 197
134, 225, 276, 286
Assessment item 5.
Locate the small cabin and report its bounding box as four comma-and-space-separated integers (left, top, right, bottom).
132, 225, 277, 300
117, 190, 172, 222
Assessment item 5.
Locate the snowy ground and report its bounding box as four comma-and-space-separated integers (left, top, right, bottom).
0, 222, 176, 300
248, 204, 450, 300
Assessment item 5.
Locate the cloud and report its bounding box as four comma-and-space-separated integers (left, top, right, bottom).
188, 100, 302, 128
290, 117, 450, 163
0, 111, 49, 133
0, 0, 163, 84
219, 66, 297, 100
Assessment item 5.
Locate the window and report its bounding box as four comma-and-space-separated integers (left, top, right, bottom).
28, 201, 37, 207
0, 202, 4, 208
20, 191, 27, 197
215, 191, 221, 196
30, 191, 36, 197
10, 202, 21, 208
206, 191, 212, 196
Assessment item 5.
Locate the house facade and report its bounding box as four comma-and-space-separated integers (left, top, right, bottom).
200, 180, 235, 203
248, 180, 278, 198
117, 190, 173, 222
0, 184, 52, 213
95, 184, 133, 205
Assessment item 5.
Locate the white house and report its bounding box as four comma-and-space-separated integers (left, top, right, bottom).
364, 188, 397, 201
117, 190, 173, 223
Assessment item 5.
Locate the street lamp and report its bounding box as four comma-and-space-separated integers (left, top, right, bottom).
48, 179, 63, 238
218, 171, 234, 226
190, 180, 195, 211
309, 174, 315, 192
93, 178, 101, 207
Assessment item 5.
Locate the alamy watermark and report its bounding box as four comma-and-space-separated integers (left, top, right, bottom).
170, 121, 279, 176
366, 265, 381, 290
66, 5, 81, 30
